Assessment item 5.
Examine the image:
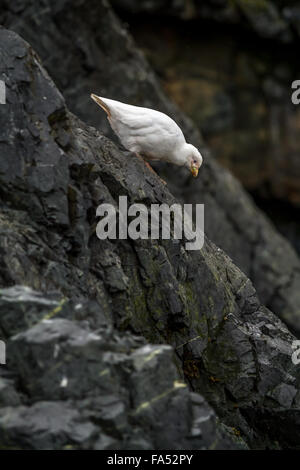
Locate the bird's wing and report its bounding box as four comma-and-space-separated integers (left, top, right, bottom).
92, 96, 185, 155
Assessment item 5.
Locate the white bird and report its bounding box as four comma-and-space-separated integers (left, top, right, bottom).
90, 94, 203, 179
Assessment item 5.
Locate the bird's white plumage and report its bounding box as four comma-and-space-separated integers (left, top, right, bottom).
99, 97, 185, 162
91, 94, 203, 175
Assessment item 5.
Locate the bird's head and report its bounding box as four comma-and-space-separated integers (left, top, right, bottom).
184, 144, 203, 178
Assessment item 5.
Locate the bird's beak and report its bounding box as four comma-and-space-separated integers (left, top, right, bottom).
191, 165, 199, 178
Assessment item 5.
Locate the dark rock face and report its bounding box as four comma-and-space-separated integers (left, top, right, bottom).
0, 26, 300, 449
111, 0, 300, 43
1, 0, 300, 339
1, 286, 241, 450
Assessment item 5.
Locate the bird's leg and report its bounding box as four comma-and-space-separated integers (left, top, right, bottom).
135, 153, 166, 185
144, 161, 167, 185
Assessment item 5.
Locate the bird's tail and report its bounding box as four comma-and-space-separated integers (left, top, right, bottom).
90, 94, 111, 117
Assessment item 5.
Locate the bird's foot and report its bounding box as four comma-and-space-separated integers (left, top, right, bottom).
158, 176, 167, 185
144, 160, 167, 185
135, 153, 167, 185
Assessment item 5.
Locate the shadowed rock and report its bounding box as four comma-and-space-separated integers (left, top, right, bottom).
0, 287, 245, 450
111, 0, 298, 42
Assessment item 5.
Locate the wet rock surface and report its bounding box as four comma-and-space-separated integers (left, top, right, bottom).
1, 0, 300, 340
111, 0, 300, 43
0, 26, 300, 449
1, 287, 241, 450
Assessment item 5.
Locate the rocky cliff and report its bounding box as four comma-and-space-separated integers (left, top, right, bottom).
1, 0, 300, 338
0, 25, 300, 449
